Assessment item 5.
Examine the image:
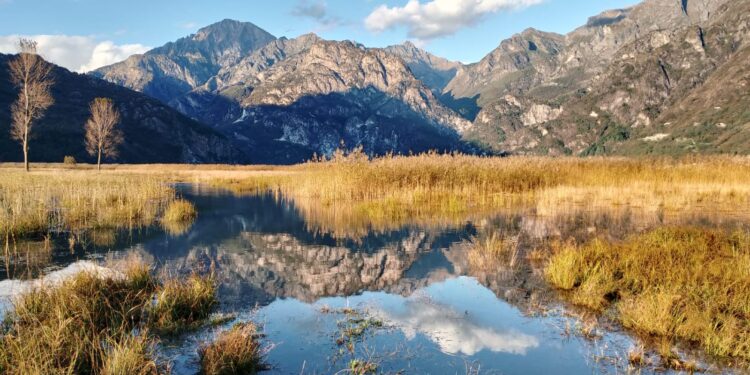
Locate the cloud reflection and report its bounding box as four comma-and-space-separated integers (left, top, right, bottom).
374, 295, 539, 356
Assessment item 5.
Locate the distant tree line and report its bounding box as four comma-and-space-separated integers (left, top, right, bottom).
7, 38, 123, 171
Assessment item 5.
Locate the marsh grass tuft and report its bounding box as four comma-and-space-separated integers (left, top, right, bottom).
101, 334, 159, 375
163, 199, 197, 224
467, 232, 520, 272
545, 227, 750, 359
0, 259, 220, 374
149, 274, 217, 335
198, 322, 263, 375
161, 199, 198, 236
0, 265, 156, 374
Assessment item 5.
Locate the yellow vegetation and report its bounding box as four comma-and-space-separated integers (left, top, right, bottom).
0, 170, 175, 238
545, 227, 750, 359
0, 259, 219, 374
199, 154, 750, 237
198, 323, 263, 375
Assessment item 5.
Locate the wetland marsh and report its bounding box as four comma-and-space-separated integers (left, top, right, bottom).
2, 156, 750, 373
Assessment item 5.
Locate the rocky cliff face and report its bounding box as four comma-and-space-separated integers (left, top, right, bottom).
445, 29, 565, 105
0, 54, 239, 163
451, 0, 748, 156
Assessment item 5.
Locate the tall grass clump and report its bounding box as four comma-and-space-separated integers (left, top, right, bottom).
0, 260, 221, 374
0, 263, 157, 374
101, 334, 159, 375
198, 323, 263, 375
149, 274, 217, 335
161, 199, 197, 236
545, 227, 750, 359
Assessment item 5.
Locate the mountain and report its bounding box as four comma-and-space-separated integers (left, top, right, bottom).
384, 41, 463, 94
95, 22, 475, 164
0, 54, 239, 163
176, 38, 473, 163
90, 0, 750, 161
444, 29, 565, 107
448, 0, 746, 156
91, 19, 276, 104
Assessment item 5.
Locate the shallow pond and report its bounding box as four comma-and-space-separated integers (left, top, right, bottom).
2, 185, 749, 374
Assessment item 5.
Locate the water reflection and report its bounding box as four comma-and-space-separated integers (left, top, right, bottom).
372, 280, 541, 356
4, 185, 750, 374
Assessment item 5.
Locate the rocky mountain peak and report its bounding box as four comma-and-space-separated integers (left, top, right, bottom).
585, 9, 630, 28
92, 19, 276, 104
150, 19, 276, 65
384, 41, 463, 94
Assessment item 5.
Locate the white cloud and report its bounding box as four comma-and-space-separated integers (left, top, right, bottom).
291, 0, 342, 29
0, 35, 149, 72
180, 22, 198, 30
365, 0, 543, 40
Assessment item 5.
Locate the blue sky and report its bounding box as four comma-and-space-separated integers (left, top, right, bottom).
0, 0, 639, 71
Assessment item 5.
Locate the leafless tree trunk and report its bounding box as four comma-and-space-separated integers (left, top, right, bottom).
9, 39, 54, 172
84, 98, 123, 171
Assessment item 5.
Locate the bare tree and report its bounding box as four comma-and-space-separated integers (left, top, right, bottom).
84, 98, 123, 171
9, 38, 54, 172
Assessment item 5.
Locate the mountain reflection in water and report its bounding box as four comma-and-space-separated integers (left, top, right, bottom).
4, 185, 749, 374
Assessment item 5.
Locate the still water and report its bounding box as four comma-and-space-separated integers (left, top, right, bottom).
3, 185, 748, 374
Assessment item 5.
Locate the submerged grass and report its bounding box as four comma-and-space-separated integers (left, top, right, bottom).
0, 260, 221, 374
149, 274, 217, 336
198, 322, 263, 375
545, 227, 750, 359
467, 232, 521, 272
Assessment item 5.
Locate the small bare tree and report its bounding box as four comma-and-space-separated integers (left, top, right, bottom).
85, 98, 123, 171
9, 38, 54, 172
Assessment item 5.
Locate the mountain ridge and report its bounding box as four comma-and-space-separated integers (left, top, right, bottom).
89, 0, 750, 161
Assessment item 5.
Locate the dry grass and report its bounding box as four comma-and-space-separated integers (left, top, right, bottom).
0, 170, 176, 239
161, 199, 197, 236
0, 259, 219, 374
467, 232, 521, 272
162, 199, 197, 224
101, 334, 159, 375
545, 227, 750, 359
198, 323, 263, 375
197, 154, 750, 237
0, 262, 157, 374
5, 156, 750, 240
149, 274, 217, 335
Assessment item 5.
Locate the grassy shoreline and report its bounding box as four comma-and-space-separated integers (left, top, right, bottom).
545, 227, 750, 361
0, 170, 200, 241
5, 154, 750, 239
0, 259, 231, 374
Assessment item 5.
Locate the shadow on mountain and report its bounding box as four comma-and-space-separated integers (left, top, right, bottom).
0, 54, 239, 163
438, 93, 481, 121
178, 86, 483, 164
